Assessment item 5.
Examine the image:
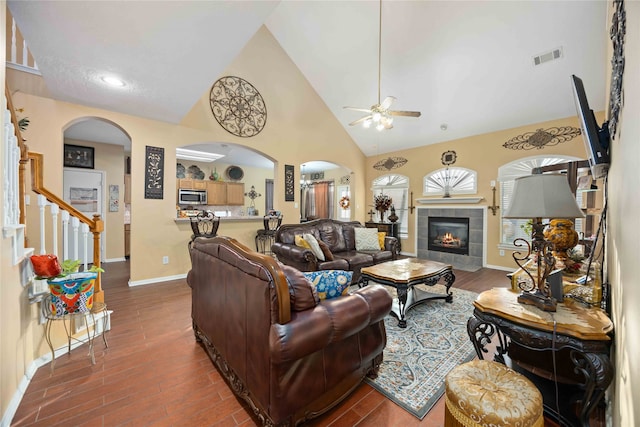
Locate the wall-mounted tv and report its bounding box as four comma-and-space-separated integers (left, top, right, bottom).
571, 74, 610, 179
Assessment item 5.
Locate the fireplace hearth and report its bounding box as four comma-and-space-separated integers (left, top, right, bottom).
428, 216, 470, 255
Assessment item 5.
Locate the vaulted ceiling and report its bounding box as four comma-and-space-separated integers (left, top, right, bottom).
8, 1, 608, 160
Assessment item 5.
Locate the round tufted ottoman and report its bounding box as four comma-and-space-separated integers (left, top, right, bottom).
444, 360, 544, 427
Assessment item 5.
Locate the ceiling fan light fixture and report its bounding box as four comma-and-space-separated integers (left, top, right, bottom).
372, 112, 382, 122
376, 122, 385, 131
363, 118, 372, 128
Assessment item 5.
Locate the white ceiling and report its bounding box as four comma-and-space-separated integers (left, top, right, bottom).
8, 1, 608, 164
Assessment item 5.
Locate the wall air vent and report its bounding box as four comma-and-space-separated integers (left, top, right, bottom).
533, 47, 563, 66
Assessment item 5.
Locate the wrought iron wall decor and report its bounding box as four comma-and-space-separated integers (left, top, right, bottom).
209, 76, 267, 137
144, 145, 164, 199
284, 164, 295, 201
373, 156, 408, 171
441, 150, 457, 165
502, 126, 581, 150
609, 0, 626, 140
339, 175, 351, 185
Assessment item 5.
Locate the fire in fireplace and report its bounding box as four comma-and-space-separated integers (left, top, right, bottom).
428, 216, 470, 255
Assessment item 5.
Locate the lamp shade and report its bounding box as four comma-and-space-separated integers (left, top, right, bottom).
503, 174, 585, 219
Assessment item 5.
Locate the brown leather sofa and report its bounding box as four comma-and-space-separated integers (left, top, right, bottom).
272, 219, 398, 281
187, 236, 392, 426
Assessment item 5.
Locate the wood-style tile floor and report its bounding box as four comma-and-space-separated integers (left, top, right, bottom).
11, 261, 587, 426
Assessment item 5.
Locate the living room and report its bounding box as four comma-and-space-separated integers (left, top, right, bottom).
1, 1, 638, 426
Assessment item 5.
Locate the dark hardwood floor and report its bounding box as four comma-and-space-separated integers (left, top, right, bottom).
10, 261, 581, 426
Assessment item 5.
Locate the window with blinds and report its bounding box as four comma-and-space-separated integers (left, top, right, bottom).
372, 175, 408, 238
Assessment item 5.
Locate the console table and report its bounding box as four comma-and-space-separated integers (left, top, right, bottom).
365, 221, 401, 253
467, 288, 613, 427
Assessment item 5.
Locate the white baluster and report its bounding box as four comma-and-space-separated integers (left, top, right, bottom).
38, 195, 47, 254
11, 19, 17, 64
61, 211, 70, 260
71, 217, 80, 261
81, 223, 89, 271
22, 40, 28, 67
50, 204, 59, 257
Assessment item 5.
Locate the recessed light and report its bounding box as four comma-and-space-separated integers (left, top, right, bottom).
101, 76, 126, 87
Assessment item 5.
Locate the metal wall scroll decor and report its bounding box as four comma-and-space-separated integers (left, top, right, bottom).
144, 145, 164, 199
209, 76, 267, 137
502, 126, 581, 150
609, 0, 626, 140
373, 156, 408, 171
441, 150, 457, 165
284, 164, 295, 201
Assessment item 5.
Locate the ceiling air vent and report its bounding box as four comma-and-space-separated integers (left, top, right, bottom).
533, 47, 563, 66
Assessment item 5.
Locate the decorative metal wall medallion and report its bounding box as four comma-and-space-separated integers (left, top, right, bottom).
609, 0, 626, 140
441, 150, 457, 165
502, 126, 581, 150
373, 157, 408, 171
339, 175, 351, 185
209, 76, 267, 137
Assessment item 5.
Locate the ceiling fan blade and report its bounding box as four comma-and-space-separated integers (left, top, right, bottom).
389, 110, 421, 117
349, 115, 372, 126
380, 96, 396, 110
344, 106, 373, 113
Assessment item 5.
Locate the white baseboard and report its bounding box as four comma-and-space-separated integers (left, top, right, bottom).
485, 263, 514, 272
1, 310, 112, 426
103, 257, 126, 263
128, 273, 187, 287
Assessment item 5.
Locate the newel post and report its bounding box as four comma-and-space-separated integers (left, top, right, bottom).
92, 214, 105, 303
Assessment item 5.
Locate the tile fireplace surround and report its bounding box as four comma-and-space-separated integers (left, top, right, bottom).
417, 207, 486, 271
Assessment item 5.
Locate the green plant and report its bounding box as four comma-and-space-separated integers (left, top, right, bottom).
59, 259, 104, 277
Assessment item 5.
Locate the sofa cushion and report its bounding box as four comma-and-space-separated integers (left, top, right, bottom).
319, 223, 347, 252
280, 264, 319, 311
303, 233, 325, 261
317, 239, 334, 261
377, 232, 386, 249
354, 227, 382, 251
303, 270, 353, 300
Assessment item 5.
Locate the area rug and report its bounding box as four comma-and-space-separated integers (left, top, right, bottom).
365, 284, 479, 419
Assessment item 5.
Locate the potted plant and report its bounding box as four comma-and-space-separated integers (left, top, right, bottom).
30, 255, 104, 315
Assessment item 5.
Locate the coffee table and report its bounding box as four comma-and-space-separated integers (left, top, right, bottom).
360, 258, 456, 328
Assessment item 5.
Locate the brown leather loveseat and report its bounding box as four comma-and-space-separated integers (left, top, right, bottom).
187, 236, 392, 426
271, 219, 398, 281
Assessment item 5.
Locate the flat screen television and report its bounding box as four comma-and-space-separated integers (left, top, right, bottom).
570, 74, 610, 179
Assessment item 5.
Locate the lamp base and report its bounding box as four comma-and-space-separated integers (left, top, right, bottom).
517, 291, 557, 312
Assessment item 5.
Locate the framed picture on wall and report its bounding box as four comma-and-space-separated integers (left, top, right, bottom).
285, 164, 295, 201
144, 145, 164, 199
63, 144, 95, 169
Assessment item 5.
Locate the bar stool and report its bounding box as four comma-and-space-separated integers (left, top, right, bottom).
189, 210, 220, 248
255, 214, 283, 255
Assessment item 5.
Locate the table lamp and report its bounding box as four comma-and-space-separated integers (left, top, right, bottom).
504, 173, 585, 311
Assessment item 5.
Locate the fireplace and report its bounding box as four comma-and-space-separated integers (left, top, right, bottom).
428, 216, 470, 255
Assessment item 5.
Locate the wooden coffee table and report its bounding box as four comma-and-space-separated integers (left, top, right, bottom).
360, 258, 456, 328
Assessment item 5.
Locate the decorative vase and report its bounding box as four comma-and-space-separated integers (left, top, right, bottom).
544, 219, 579, 268
379, 209, 386, 223
210, 168, 219, 181
388, 207, 399, 223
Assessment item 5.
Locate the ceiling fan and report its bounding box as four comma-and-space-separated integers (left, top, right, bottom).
344, 0, 421, 131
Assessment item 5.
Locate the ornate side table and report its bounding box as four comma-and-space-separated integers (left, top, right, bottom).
467, 288, 613, 427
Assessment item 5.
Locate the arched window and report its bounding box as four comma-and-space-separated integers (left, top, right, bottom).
424, 167, 477, 196
498, 155, 583, 247
372, 174, 408, 237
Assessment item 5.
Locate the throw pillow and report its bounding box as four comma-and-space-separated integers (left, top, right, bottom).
295, 234, 311, 249
317, 239, 334, 261
303, 233, 325, 261
302, 270, 353, 300
354, 227, 381, 251
377, 232, 386, 250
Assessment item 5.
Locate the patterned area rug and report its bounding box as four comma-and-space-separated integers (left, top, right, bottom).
365, 284, 479, 419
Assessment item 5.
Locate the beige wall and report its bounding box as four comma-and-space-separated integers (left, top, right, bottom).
607, 2, 639, 425
365, 114, 591, 269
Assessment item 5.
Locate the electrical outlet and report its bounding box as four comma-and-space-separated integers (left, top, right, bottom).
499, 250, 505, 256
162, 256, 169, 265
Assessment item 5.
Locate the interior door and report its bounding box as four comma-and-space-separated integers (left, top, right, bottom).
63, 169, 105, 265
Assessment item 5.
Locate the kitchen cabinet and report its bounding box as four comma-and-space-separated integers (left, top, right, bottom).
193, 180, 207, 190
178, 178, 194, 189
207, 181, 227, 205
226, 182, 245, 206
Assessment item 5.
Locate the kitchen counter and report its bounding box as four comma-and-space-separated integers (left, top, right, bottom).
174, 216, 263, 223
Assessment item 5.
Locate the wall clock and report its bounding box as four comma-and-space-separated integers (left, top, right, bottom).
209, 76, 267, 137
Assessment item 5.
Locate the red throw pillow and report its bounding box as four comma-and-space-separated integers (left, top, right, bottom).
30, 254, 62, 278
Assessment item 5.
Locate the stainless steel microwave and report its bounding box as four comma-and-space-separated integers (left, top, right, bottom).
178, 189, 207, 205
